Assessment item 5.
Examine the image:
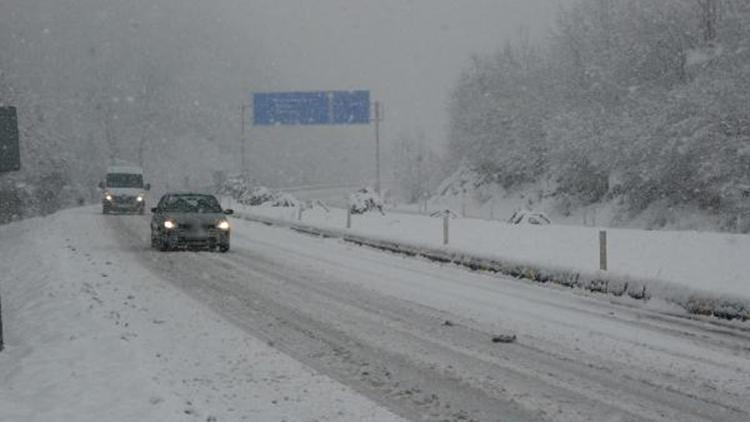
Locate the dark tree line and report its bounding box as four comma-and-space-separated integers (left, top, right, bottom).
0, 0, 260, 223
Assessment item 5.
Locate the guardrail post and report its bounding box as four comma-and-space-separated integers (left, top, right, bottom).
443, 213, 449, 245
1, 294, 4, 351
346, 207, 352, 229
599, 230, 608, 271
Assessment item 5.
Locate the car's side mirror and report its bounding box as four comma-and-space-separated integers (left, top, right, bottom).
224, 209, 234, 215
150, 207, 158, 213
144, 183, 151, 191
98, 181, 105, 189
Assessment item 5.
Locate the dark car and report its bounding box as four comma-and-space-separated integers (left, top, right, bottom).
150, 193, 233, 252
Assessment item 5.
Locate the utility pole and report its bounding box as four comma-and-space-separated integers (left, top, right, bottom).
240, 104, 248, 178
374, 101, 383, 194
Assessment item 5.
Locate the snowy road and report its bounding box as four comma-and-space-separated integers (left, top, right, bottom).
105, 209, 750, 422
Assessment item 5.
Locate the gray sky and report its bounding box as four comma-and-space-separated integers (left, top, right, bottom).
225, 0, 562, 148
1, 0, 565, 187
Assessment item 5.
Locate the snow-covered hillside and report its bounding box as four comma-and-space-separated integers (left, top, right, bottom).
445, 2, 750, 234
431, 166, 731, 232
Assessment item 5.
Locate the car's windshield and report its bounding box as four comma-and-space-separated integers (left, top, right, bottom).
106, 173, 143, 188
160, 195, 222, 213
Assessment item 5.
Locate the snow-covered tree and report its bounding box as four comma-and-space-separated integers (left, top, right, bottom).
447, 0, 750, 230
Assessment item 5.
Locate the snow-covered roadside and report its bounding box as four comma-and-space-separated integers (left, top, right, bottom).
0, 208, 404, 422
226, 202, 750, 320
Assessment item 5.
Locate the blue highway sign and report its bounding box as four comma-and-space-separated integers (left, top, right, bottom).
253, 90, 370, 126
332, 91, 370, 124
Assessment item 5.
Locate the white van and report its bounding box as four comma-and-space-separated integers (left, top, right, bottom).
99, 166, 151, 214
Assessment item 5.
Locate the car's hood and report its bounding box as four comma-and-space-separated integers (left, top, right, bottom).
162, 212, 225, 225
106, 187, 144, 197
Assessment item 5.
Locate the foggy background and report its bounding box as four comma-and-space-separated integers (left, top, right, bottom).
5, 0, 747, 232
0, 0, 559, 194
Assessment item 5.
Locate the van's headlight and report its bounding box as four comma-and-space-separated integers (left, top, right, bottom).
164, 220, 176, 229
217, 220, 230, 230
136, 195, 144, 202
105, 193, 113, 201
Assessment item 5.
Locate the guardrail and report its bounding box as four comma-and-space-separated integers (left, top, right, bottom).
232, 210, 750, 322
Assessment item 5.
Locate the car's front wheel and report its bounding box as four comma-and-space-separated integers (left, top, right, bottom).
151, 230, 170, 251
159, 235, 172, 251
218, 242, 230, 253
159, 239, 171, 251
150, 230, 158, 249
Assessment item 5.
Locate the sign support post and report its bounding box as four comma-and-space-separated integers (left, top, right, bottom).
240, 103, 249, 177
374, 101, 383, 194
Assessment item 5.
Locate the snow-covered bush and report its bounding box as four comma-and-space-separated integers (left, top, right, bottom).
429, 209, 458, 219
436, 165, 489, 197
507, 209, 551, 225
261, 192, 301, 208
0, 181, 28, 224
349, 187, 384, 214
216, 175, 299, 207
216, 175, 257, 203
240, 186, 276, 206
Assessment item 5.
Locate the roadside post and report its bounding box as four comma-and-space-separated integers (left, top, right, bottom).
1, 105, 20, 352
0, 294, 4, 351
0, 106, 20, 173
443, 212, 450, 245
346, 207, 352, 229
599, 230, 608, 271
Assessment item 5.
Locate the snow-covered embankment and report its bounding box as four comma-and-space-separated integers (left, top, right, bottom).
229, 203, 750, 321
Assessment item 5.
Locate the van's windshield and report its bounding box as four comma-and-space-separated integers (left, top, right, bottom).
106, 173, 143, 188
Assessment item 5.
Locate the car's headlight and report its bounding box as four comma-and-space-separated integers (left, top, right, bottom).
105, 194, 113, 201
136, 195, 144, 202
164, 220, 176, 229
217, 220, 230, 230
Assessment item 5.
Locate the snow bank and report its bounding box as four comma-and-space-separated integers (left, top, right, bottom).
230, 205, 750, 321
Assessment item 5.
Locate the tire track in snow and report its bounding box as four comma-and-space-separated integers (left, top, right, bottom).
109, 214, 750, 422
